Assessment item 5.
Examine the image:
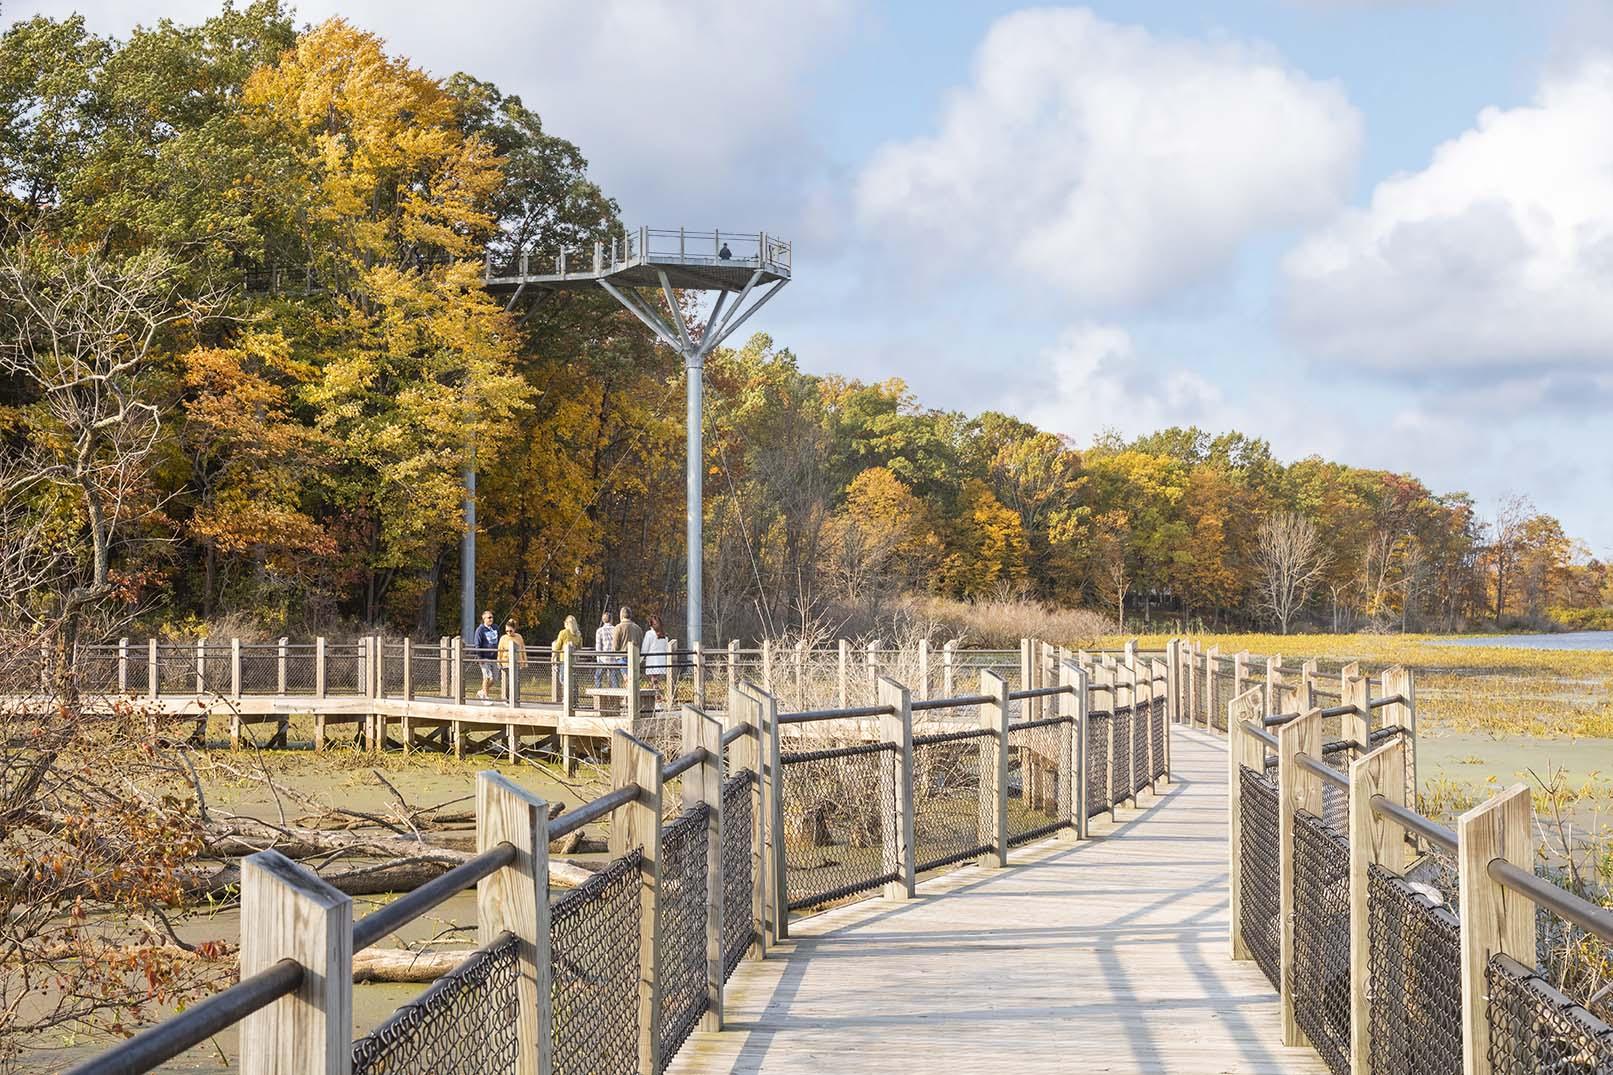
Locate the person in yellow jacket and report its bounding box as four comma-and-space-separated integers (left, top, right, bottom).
495, 619, 526, 704
552, 615, 582, 657
549, 615, 582, 702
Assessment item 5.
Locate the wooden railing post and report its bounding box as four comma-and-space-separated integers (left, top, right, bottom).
1343, 671, 1369, 762
1187, 644, 1200, 729
452, 637, 466, 705
727, 640, 739, 695
761, 640, 773, 693
692, 641, 706, 708
1120, 658, 1138, 806
1060, 660, 1084, 840
682, 706, 725, 1032
1277, 708, 1322, 1048
866, 639, 882, 691
1164, 639, 1180, 724
1094, 662, 1116, 816
724, 687, 766, 961
917, 639, 930, 701
148, 639, 158, 699
315, 636, 327, 700
624, 641, 641, 723
440, 637, 451, 700
979, 670, 1010, 868
401, 638, 414, 702
878, 677, 916, 900
1347, 738, 1407, 1075
757, 684, 787, 942
231, 638, 242, 701
1019, 638, 1033, 697
1459, 783, 1535, 1075
609, 730, 664, 1075
277, 637, 289, 696
506, 641, 521, 708
1382, 666, 1417, 806
195, 638, 206, 695
1204, 645, 1220, 728
560, 643, 575, 775
476, 771, 552, 1075
1227, 688, 1266, 961
1299, 658, 1318, 714
1234, 650, 1249, 699
942, 640, 956, 698
239, 850, 352, 1075
1266, 655, 1284, 717
117, 637, 129, 694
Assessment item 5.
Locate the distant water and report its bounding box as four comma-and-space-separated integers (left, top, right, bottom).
1428, 631, 1613, 652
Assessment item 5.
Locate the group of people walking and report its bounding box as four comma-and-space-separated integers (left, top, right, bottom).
471, 605, 675, 701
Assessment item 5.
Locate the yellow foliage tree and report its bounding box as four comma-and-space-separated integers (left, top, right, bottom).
244, 20, 530, 620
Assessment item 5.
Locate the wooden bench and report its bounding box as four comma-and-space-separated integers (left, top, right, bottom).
584, 685, 660, 715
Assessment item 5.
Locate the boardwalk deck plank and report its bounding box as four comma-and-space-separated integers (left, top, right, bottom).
666, 727, 1328, 1075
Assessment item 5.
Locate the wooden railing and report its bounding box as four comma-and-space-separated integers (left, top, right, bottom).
66, 642, 1176, 1075
1221, 657, 1613, 1075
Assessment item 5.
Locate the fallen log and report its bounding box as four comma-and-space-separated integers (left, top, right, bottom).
193, 852, 597, 900
352, 947, 466, 983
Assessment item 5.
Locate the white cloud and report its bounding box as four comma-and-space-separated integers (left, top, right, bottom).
9, 0, 854, 228
1011, 324, 1224, 442
1284, 59, 1613, 373
854, 8, 1361, 307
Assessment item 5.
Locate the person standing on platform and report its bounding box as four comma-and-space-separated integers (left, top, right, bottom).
473, 610, 500, 702
613, 606, 643, 687
643, 615, 670, 694
593, 611, 615, 688
497, 619, 526, 703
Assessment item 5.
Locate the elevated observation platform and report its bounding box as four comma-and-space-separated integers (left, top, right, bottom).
483, 227, 791, 294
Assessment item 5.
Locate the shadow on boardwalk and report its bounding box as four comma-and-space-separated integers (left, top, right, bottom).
667, 727, 1330, 1075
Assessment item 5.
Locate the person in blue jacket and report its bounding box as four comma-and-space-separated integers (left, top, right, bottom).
473, 610, 500, 702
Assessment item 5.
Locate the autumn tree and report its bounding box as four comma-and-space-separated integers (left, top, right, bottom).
244, 20, 532, 622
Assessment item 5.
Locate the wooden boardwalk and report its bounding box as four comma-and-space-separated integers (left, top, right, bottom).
668, 727, 1328, 1075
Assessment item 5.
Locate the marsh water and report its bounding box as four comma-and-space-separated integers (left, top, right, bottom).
1428, 630, 1613, 651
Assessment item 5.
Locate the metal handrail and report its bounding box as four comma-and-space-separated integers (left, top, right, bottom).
778, 703, 895, 725
1489, 859, 1613, 943
720, 722, 753, 746
549, 783, 641, 842
1369, 795, 1457, 853
912, 693, 994, 712
1007, 685, 1074, 701
63, 959, 304, 1075
353, 842, 516, 951
663, 746, 711, 781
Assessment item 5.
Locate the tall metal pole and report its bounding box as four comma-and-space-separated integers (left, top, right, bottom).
461, 452, 476, 642
685, 349, 703, 647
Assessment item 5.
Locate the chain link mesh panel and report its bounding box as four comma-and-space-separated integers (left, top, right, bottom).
1007, 717, 1069, 846
1367, 864, 1462, 1075
1292, 810, 1352, 1075
1151, 697, 1168, 779
1487, 953, 1613, 1075
1239, 764, 1282, 989
913, 728, 992, 870
721, 772, 755, 980
659, 804, 711, 1068
1086, 710, 1112, 816
1131, 705, 1150, 795
1111, 707, 1134, 806
1210, 660, 1235, 731
351, 933, 520, 1075
551, 850, 642, 1075
779, 741, 899, 911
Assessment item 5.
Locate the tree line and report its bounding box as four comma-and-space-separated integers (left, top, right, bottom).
2, 3, 1606, 647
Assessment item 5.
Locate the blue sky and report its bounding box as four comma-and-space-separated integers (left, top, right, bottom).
13, 0, 1612, 553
